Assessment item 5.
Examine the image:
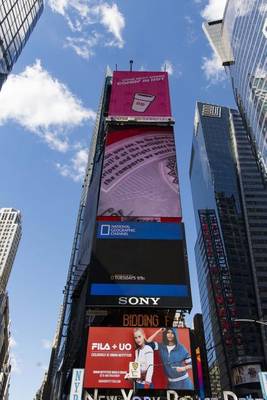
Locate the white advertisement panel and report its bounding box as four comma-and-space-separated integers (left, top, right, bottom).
232, 364, 261, 386
70, 369, 84, 400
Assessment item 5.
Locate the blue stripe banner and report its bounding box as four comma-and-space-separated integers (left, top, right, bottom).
90, 284, 188, 297
96, 221, 184, 240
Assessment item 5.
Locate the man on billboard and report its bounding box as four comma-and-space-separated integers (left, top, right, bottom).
147, 328, 193, 390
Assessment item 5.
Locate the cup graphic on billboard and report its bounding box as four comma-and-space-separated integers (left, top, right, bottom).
132, 93, 155, 113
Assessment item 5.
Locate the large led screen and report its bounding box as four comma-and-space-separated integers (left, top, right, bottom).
96, 221, 184, 240
108, 71, 171, 120
97, 126, 181, 222
87, 234, 192, 309
84, 327, 194, 390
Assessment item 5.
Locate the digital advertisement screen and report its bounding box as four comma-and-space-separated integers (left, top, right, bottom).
87, 236, 192, 309
232, 364, 261, 386
108, 71, 171, 119
84, 327, 194, 390
96, 221, 184, 240
97, 126, 181, 222
196, 347, 205, 398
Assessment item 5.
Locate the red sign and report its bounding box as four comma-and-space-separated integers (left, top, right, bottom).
198, 210, 242, 353
108, 71, 172, 120
84, 327, 194, 390
97, 126, 182, 222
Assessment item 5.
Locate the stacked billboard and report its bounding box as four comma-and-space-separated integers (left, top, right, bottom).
83, 70, 193, 394
87, 76, 191, 310
86, 71, 192, 310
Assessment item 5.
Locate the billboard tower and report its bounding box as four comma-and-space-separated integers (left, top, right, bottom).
46, 69, 194, 399
89, 71, 191, 310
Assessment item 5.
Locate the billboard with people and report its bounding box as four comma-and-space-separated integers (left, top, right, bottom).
108, 71, 172, 120
83, 327, 195, 390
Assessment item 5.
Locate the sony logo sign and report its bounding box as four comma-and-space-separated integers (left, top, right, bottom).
118, 297, 160, 306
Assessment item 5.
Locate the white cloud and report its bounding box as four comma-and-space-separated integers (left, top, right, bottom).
161, 60, 174, 76
184, 15, 198, 43
48, 0, 69, 15
259, 4, 267, 14
65, 33, 101, 59
0, 59, 95, 152
201, 52, 226, 84
201, 0, 227, 20
41, 339, 52, 350
254, 65, 267, 78
42, 132, 70, 152
97, 3, 125, 48
201, 0, 257, 21
9, 336, 17, 348
10, 352, 22, 374
56, 147, 88, 182
161, 60, 182, 78
48, 0, 91, 19
48, 0, 126, 57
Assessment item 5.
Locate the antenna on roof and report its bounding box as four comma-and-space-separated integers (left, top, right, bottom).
130, 60, 133, 72
115, 64, 118, 71
164, 63, 167, 72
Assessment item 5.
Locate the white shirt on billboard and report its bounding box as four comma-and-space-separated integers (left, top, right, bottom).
135, 345, 154, 384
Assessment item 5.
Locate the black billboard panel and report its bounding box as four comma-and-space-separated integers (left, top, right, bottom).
77, 155, 103, 268
87, 237, 192, 309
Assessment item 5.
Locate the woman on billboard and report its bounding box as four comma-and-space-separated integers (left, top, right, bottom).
125, 328, 154, 389
147, 328, 193, 390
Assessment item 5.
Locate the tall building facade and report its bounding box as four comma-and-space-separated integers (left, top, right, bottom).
45, 74, 112, 399
0, 0, 44, 89
0, 208, 22, 291
0, 292, 10, 400
190, 102, 267, 397
203, 0, 267, 173
45, 70, 196, 399
0, 208, 22, 398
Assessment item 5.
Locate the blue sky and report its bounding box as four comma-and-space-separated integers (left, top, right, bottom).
0, 0, 237, 398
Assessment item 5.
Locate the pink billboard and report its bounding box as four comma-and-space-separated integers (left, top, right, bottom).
97, 126, 182, 222
108, 71, 172, 120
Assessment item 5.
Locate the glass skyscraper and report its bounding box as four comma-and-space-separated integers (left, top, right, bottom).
0, 0, 43, 89
190, 102, 267, 397
203, 0, 267, 172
